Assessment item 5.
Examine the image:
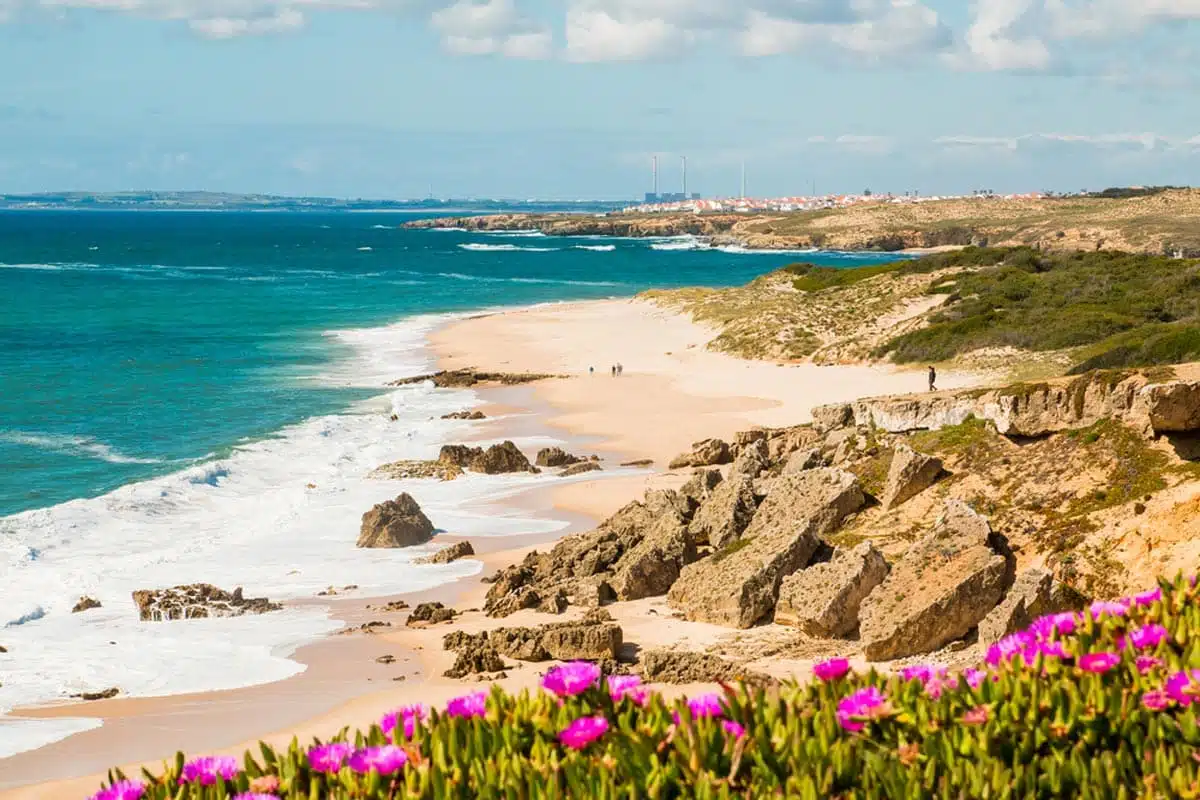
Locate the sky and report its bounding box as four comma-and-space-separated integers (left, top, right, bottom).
0, 0, 1198, 199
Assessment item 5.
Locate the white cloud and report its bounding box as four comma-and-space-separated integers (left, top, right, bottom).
431, 0, 551, 57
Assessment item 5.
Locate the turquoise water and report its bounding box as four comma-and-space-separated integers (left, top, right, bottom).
0, 211, 901, 516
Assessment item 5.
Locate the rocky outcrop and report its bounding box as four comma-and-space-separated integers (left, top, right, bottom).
774, 542, 890, 637
438, 442, 536, 475
608, 506, 695, 601
536, 447, 582, 468
880, 445, 943, 509
686, 475, 758, 551
357, 493, 436, 548
638, 649, 770, 685
667, 469, 865, 629
976, 567, 1054, 645
369, 460, 463, 481
406, 602, 457, 626
446, 610, 623, 663
72, 596, 101, 613
812, 372, 1200, 439
390, 369, 564, 388
782, 448, 823, 475
679, 469, 723, 508
443, 640, 507, 679
132, 585, 281, 622
859, 501, 1015, 660
730, 437, 769, 480
418, 541, 475, 565
442, 410, 486, 420
668, 438, 732, 470
561, 461, 603, 477
404, 213, 746, 240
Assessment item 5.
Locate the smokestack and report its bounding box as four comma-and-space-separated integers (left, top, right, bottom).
682, 156, 687, 198
652, 155, 658, 198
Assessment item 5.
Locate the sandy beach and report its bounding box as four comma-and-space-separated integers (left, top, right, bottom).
0, 297, 984, 798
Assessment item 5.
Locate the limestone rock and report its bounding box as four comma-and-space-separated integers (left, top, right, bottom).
782, 448, 823, 475
812, 403, 853, 433
536, 447, 582, 468
390, 369, 563, 389
406, 602, 457, 627
880, 445, 943, 510
357, 493, 436, 548
369, 460, 463, 482
977, 567, 1054, 645
667, 469, 865, 629
1141, 381, 1200, 433
859, 501, 1015, 660
729, 437, 769, 480
132, 584, 281, 622
609, 507, 695, 601
472, 441, 535, 474
679, 469, 723, 508
72, 596, 102, 614
444, 641, 507, 679
467, 614, 623, 663
418, 541, 475, 565
442, 410, 486, 420
638, 649, 770, 685
775, 542, 890, 637
668, 438, 732, 470
686, 474, 758, 550
439, 444, 484, 468
561, 461, 603, 477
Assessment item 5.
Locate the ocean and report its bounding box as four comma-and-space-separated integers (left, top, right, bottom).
0, 210, 900, 757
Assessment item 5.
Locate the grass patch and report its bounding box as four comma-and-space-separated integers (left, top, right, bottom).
711, 537, 751, 563
910, 416, 999, 459
878, 247, 1200, 371
846, 448, 894, 499
784, 261, 905, 292
1064, 419, 1169, 515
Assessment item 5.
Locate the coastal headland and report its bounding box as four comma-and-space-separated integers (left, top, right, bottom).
407, 187, 1200, 256
13, 245, 1200, 795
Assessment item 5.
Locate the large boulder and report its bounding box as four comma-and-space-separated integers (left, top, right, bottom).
439, 444, 484, 468
1140, 381, 1200, 433
667, 469, 865, 629
638, 649, 770, 685
472, 441, 535, 474
679, 469, 723, 509
686, 474, 758, 550
418, 540, 475, 565
536, 447, 582, 468
609, 505, 695, 600
774, 542, 890, 637
880, 445, 943, 510
859, 501, 1015, 660
669, 438, 732, 470
357, 493, 436, 548
782, 448, 823, 475
977, 567, 1057, 645
478, 611, 623, 662
132, 584, 280, 622
443, 641, 507, 679
729, 437, 769, 480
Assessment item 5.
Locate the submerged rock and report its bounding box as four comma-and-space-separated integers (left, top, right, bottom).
72, 596, 102, 614
132, 584, 281, 622
369, 460, 463, 481
357, 493, 436, 548
536, 447, 582, 468
561, 461, 603, 477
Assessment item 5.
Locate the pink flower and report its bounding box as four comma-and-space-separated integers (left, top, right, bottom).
722, 720, 746, 738
348, 745, 408, 776
306, 743, 352, 774
89, 781, 145, 800
542, 662, 601, 697
1166, 670, 1200, 706
179, 756, 240, 786
1137, 656, 1163, 674
899, 664, 946, 684
963, 668, 987, 689
961, 706, 989, 726
1132, 587, 1163, 607
381, 705, 426, 741
1089, 600, 1129, 619
558, 715, 609, 750
232, 795, 280, 800
1128, 624, 1169, 650
607, 675, 647, 705
446, 691, 488, 719
1029, 613, 1076, 640
687, 694, 726, 718
1078, 652, 1121, 674
1143, 690, 1172, 711
836, 686, 888, 733
813, 658, 851, 682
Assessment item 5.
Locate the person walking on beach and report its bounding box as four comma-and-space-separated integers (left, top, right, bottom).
611, 365, 616, 377
928, 365, 937, 392
589, 366, 594, 376
617, 362, 623, 376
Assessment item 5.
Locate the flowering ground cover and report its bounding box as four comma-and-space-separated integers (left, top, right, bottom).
90, 574, 1200, 798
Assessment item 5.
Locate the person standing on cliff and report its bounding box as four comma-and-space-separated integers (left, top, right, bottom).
928, 366, 937, 392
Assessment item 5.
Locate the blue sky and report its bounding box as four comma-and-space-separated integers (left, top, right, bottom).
0, 0, 1198, 199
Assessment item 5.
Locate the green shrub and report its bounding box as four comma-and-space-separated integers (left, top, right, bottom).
784, 261, 906, 292
91, 575, 1200, 799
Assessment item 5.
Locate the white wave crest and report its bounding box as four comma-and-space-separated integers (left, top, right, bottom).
572, 245, 616, 252
0, 431, 163, 465
458, 243, 559, 253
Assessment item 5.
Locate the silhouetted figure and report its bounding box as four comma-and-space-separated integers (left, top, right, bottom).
611, 365, 616, 377
928, 366, 937, 392
589, 366, 594, 375
617, 362, 623, 375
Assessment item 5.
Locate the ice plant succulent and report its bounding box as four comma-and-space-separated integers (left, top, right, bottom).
178, 756, 240, 786
1078, 652, 1121, 674
348, 745, 409, 776
607, 674, 647, 705
686, 694, 725, 719
1127, 623, 1169, 650
542, 661, 601, 698
836, 686, 888, 733
307, 742, 353, 774
559, 715, 609, 750
813, 658, 851, 682
445, 691, 488, 719
381, 704, 426, 741
88, 781, 145, 800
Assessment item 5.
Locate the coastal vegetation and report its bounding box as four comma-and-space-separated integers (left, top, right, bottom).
89, 575, 1200, 798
